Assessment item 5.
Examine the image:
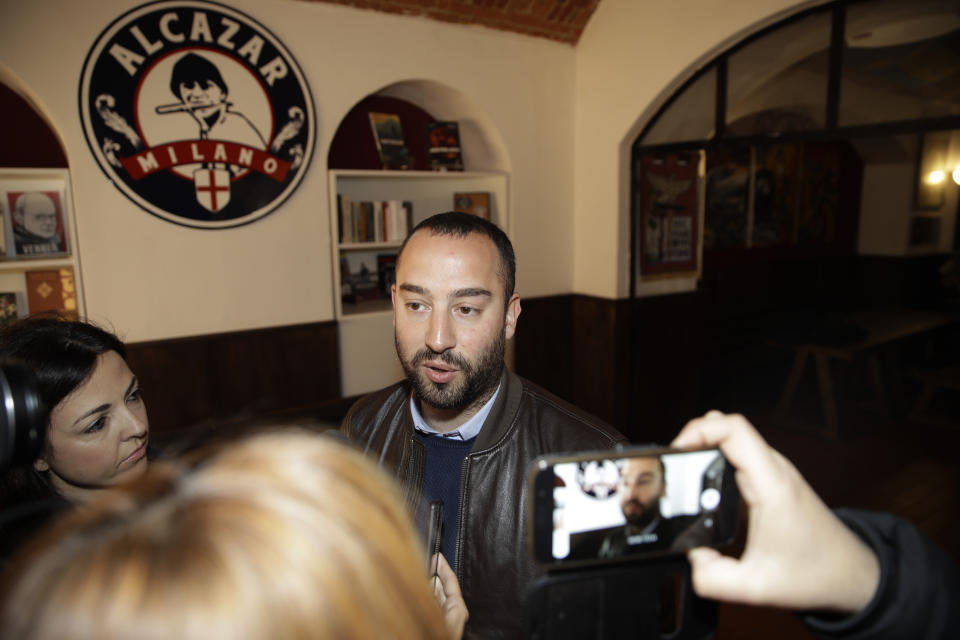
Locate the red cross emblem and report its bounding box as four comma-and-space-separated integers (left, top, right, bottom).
194, 168, 231, 213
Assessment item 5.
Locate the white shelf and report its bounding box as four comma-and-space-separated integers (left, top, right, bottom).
0, 257, 77, 271
331, 169, 506, 179
0, 168, 85, 320
339, 241, 403, 252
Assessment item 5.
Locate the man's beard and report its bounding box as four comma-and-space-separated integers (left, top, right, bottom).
622, 498, 660, 528
396, 327, 506, 412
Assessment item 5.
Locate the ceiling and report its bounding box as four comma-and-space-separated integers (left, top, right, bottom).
298, 0, 603, 44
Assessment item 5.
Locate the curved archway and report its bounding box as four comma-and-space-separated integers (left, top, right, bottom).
327, 78, 511, 173
0, 65, 68, 168
377, 79, 511, 172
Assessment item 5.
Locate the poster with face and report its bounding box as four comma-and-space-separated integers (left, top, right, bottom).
0, 176, 70, 259
4, 191, 67, 257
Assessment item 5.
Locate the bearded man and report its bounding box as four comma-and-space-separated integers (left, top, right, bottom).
341, 211, 626, 640
598, 456, 699, 558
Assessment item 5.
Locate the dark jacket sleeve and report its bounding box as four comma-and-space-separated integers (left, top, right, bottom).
802, 508, 960, 639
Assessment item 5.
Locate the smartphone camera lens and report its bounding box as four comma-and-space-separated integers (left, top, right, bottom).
700, 487, 721, 511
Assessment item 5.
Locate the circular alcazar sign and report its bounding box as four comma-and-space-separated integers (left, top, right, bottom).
79, 0, 315, 228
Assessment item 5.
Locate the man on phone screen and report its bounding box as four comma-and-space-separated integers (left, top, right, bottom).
598, 456, 699, 557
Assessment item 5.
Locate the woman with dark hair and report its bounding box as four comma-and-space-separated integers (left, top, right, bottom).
0, 316, 149, 562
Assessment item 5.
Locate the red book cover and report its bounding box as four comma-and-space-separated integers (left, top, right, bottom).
427, 121, 463, 171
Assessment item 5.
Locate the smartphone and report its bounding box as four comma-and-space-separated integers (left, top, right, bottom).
528, 446, 739, 568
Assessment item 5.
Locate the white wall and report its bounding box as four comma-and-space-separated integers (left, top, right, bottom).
3, 0, 863, 343
0, 0, 576, 341
853, 133, 960, 256
573, 0, 820, 299
858, 164, 914, 255
858, 166, 960, 256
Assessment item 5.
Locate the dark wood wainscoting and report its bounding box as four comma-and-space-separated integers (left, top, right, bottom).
512, 294, 576, 403
125, 321, 343, 437
514, 293, 703, 445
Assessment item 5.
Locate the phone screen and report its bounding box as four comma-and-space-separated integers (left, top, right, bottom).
529, 447, 738, 567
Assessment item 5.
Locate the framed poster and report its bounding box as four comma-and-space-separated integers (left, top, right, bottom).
704, 147, 750, 250
636, 151, 701, 278
0, 172, 71, 259
752, 143, 800, 247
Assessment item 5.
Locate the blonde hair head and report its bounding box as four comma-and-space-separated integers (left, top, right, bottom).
1, 429, 448, 640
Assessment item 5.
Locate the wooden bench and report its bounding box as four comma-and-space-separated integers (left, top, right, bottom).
776, 309, 959, 437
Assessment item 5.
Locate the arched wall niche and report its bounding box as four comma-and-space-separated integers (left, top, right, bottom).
0, 65, 68, 168
327, 78, 511, 173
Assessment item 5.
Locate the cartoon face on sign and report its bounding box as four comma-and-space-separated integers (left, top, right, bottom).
79, 0, 315, 228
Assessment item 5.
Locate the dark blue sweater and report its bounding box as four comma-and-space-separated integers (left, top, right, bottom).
415, 432, 475, 571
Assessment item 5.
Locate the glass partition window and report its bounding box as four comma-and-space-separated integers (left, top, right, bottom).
641, 69, 717, 146
725, 11, 832, 136
638, 0, 960, 147
840, 0, 960, 126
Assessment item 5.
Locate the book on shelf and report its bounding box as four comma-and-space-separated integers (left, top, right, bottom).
0, 291, 25, 326
454, 192, 491, 220
0, 197, 6, 259
4, 190, 69, 258
426, 121, 464, 171
337, 194, 351, 243
374, 201, 388, 242
382, 200, 414, 243
400, 201, 413, 240
25, 267, 78, 320
368, 112, 410, 170
353, 201, 371, 242
338, 198, 413, 243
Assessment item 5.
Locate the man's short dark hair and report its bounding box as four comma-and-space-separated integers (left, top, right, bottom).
170, 52, 228, 98
398, 211, 516, 304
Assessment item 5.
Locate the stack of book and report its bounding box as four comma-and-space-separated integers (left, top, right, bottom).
337, 197, 413, 243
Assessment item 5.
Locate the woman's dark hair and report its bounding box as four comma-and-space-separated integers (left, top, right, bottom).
0, 317, 126, 430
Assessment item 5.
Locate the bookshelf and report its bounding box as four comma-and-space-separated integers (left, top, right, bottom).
0, 168, 85, 322
328, 168, 510, 396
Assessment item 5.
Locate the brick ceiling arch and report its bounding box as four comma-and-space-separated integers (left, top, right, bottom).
298, 0, 602, 44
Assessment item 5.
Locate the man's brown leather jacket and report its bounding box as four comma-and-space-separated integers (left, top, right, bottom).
341, 369, 627, 639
